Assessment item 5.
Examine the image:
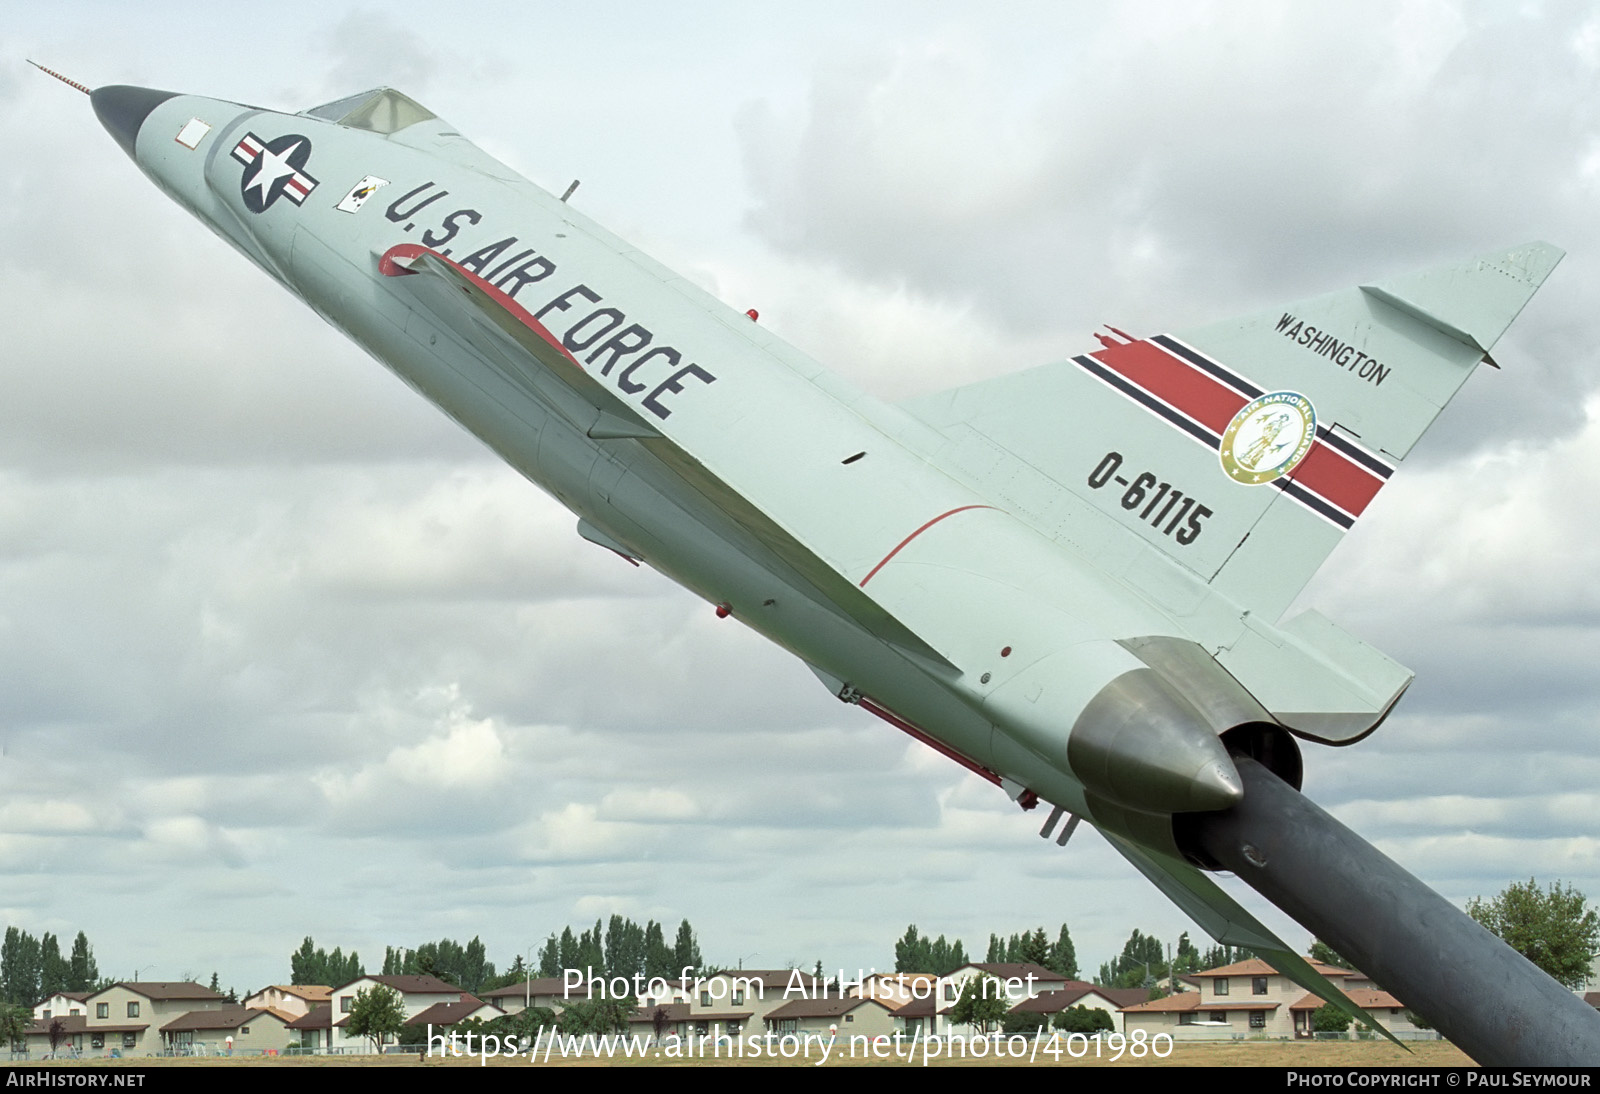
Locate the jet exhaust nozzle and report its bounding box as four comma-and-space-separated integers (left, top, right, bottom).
1067, 666, 1245, 814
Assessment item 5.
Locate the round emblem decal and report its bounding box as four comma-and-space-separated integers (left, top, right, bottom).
1219, 391, 1316, 485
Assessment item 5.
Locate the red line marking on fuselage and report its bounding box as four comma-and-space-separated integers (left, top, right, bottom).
377, 243, 581, 368
858, 505, 995, 588
858, 697, 1001, 787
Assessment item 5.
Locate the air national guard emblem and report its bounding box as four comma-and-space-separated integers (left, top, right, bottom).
1219, 390, 1317, 485
230, 132, 318, 213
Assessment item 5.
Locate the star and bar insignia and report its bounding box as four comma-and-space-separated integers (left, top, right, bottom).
231, 132, 319, 214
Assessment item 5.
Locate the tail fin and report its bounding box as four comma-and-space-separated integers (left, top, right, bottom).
900, 242, 1563, 621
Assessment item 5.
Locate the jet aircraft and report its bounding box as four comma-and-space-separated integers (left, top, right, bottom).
76, 77, 1600, 1064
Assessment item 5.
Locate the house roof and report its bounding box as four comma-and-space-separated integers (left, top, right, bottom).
890, 994, 942, 1018
160, 1006, 285, 1033
1289, 989, 1403, 1012
481, 977, 603, 1001
684, 970, 824, 993
863, 972, 937, 988
254, 985, 332, 1002
765, 996, 891, 1021
35, 992, 92, 1006
286, 1006, 332, 1031
405, 998, 497, 1027
1121, 992, 1202, 1013
333, 974, 463, 995
97, 981, 227, 1003
25, 1015, 146, 1035
1122, 993, 1281, 1014
962, 963, 1061, 983
1009, 984, 1148, 1013
1194, 959, 1348, 980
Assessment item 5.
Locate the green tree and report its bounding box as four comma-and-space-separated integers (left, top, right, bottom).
643, 921, 675, 980
0, 1003, 29, 1051
38, 935, 67, 999
537, 936, 561, 978
1001, 1010, 1048, 1034
1309, 938, 1352, 969
895, 925, 931, 973
289, 938, 363, 987
1172, 932, 1200, 977
670, 920, 701, 974
1019, 927, 1050, 968
67, 933, 98, 993
1098, 928, 1167, 989
1049, 924, 1079, 979
345, 984, 408, 1054
1, 929, 41, 1006
948, 973, 1008, 1035
1312, 1002, 1352, 1034
1467, 879, 1600, 989
556, 996, 632, 1035
927, 935, 966, 976
1053, 1005, 1115, 1034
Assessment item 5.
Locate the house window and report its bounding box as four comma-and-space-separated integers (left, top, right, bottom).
1253, 977, 1268, 996
1210, 1012, 1227, 1023
944, 984, 958, 1002
70, 1009, 80, 1017
341, 997, 353, 1013
700, 991, 711, 1007
97, 1004, 109, 1019
91, 1035, 105, 1049
1178, 1013, 1195, 1026
1250, 1011, 1266, 1029
41, 1010, 50, 1020
127, 1002, 140, 1018
845, 1014, 854, 1023
733, 990, 744, 1005
122, 1033, 137, 1049
1214, 978, 1229, 996
241, 1026, 250, 1034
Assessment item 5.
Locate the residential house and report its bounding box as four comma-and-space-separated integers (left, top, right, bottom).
327, 974, 469, 1052
479, 975, 633, 1016
904, 963, 1064, 1039
24, 981, 226, 1058
160, 1006, 295, 1055
1120, 958, 1421, 1040
243, 985, 331, 1020
286, 1006, 334, 1054
852, 973, 938, 1010
405, 996, 506, 1039
1007, 982, 1149, 1033
764, 996, 898, 1041
1287, 988, 1421, 1037
30, 993, 90, 1022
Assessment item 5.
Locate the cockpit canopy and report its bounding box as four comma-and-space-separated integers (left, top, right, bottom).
301, 88, 435, 134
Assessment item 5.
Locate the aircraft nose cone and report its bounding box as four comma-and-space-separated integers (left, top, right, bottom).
91, 85, 178, 159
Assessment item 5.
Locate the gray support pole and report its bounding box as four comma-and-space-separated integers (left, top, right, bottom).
1186, 757, 1600, 1066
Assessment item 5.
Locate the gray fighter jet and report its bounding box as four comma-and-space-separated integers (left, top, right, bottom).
80, 79, 1598, 1063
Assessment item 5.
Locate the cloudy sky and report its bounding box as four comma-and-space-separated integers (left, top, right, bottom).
1, 1, 1596, 997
